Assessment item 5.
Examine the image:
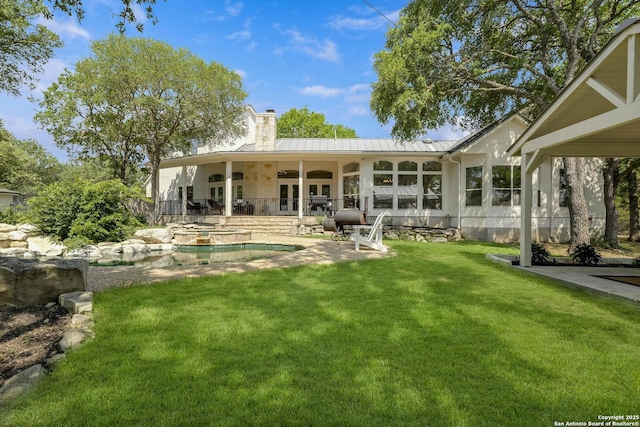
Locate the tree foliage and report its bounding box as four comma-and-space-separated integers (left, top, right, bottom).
1, 0, 161, 96
0, 119, 63, 195
35, 34, 248, 221
371, 0, 640, 139
277, 107, 357, 138
27, 178, 143, 244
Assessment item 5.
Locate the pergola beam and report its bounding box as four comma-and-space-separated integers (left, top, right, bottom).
587, 77, 626, 108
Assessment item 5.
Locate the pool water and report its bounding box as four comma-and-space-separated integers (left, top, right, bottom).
90, 243, 303, 267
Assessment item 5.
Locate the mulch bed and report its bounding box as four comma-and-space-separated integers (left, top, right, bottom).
595, 276, 640, 287
0, 304, 71, 387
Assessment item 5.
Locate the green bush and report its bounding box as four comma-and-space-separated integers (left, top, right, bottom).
0, 206, 28, 225
27, 179, 143, 244
571, 243, 602, 265
531, 242, 551, 265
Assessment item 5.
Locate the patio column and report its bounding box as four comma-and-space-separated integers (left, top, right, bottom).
181, 166, 187, 219
520, 152, 533, 267
298, 160, 304, 219
225, 161, 232, 216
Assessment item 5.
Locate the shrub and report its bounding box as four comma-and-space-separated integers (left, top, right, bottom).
0, 206, 28, 224
571, 243, 601, 265
28, 179, 143, 244
531, 242, 551, 265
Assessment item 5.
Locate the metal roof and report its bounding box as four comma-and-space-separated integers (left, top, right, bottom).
237, 138, 458, 153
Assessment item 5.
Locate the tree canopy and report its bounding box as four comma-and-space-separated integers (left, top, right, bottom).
0, 119, 63, 195
1, 0, 160, 96
35, 34, 248, 222
276, 107, 357, 138
371, 0, 640, 140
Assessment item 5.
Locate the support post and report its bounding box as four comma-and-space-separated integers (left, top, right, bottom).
298, 160, 304, 219
225, 161, 233, 217
181, 166, 187, 219
520, 152, 533, 266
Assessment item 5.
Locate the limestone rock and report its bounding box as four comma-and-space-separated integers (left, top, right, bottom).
8, 230, 27, 241
59, 291, 93, 314
96, 242, 123, 255
0, 258, 87, 307
17, 224, 39, 235
65, 245, 102, 259
27, 236, 67, 257
0, 223, 17, 233
146, 243, 175, 252
9, 241, 28, 248
70, 313, 94, 329
44, 353, 67, 369
58, 328, 94, 352
134, 228, 173, 244
0, 364, 46, 405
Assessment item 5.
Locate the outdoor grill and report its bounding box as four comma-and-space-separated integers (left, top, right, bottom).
323, 210, 367, 240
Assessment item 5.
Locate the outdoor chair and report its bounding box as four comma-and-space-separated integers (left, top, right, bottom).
352, 211, 388, 252
187, 200, 203, 214
207, 199, 223, 215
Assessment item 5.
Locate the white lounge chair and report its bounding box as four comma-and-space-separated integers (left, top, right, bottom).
353, 212, 388, 252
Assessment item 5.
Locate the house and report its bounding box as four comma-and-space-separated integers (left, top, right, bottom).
0, 188, 20, 211
154, 106, 605, 243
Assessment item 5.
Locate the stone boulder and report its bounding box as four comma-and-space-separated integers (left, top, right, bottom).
8, 230, 28, 241
65, 245, 102, 259
134, 228, 173, 244
0, 223, 17, 233
0, 364, 46, 405
0, 258, 87, 308
27, 236, 67, 257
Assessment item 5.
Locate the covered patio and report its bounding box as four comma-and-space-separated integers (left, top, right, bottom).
509, 18, 640, 266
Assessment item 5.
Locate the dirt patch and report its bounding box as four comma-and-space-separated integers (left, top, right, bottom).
0, 304, 70, 387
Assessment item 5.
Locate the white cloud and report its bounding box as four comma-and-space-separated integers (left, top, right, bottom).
300, 85, 343, 98
227, 30, 251, 41
348, 105, 369, 116
327, 9, 400, 31
275, 29, 340, 63
234, 69, 247, 78
35, 58, 69, 93
37, 17, 91, 40
225, 1, 244, 17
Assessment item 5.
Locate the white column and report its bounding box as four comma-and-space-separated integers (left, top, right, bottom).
225, 161, 233, 217
298, 159, 304, 219
181, 165, 187, 218
520, 152, 533, 267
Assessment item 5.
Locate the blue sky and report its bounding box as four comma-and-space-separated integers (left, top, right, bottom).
0, 0, 466, 160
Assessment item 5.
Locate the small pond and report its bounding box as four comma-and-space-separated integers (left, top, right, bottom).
89, 243, 303, 267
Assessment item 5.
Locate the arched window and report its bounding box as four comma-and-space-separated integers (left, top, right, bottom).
398, 161, 417, 171
307, 170, 333, 179
423, 161, 442, 172
208, 174, 224, 183
343, 163, 359, 173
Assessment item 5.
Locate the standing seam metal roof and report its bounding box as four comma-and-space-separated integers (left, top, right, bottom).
236, 138, 458, 153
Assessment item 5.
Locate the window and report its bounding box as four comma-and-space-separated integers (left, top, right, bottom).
343, 163, 359, 173
178, 186, 194, 201
278, 170, 299, 178
422, 161, 442, 209
307, 170, 333, 179
397, 161, 417, 209
559, 168, 569, 207
466, 167, 483, 206
492, 166, 521, 206
208, 174, 224, 183
232, 172, 244, 180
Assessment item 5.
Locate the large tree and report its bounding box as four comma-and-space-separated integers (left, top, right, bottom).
277, 107, 357, 138
35, 34, 247, 223
1, 0, 160, 96
371, 0, 640, 250
0, 119, 63, 195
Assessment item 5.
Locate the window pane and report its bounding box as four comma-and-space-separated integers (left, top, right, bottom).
373, 194, 393, 209
232, 172, 244, 180
492, 166, 511, 189
398, 161, 417, 171
492, 189, 511, 206
398, 174, 417, 186
423, 161, 442, 172
374, 174, 393, 186
307, 170, 332, 179
513, 166, 521, 188
208, 174, 224, 183
466, 189, 482, 206
321, 184, 330, 197
398, 196, 417, 209
466, 166, 482, 189
309, 184, 318, 195
423, 195, 442, 209
343, 176, 359, 194
423, 175, 442, 195
373, 160, 393, 171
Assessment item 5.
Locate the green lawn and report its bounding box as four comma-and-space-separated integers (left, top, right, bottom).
2, 241, 639, 426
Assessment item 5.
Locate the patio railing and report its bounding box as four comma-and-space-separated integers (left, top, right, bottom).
159, 197, 360, 217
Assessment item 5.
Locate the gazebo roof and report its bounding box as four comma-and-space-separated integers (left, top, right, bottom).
508, 18, 640, 172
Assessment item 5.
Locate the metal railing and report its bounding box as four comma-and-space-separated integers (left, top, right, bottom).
159, 197, 361, 217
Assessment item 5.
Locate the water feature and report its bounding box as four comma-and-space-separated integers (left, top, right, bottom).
89, 243, 303, 267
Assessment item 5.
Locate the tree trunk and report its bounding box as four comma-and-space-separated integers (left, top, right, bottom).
602, 158, 620, 248
564, 157, 590, 252
629, 169, 640, 242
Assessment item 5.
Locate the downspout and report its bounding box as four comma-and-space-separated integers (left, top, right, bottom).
447, 158, 462, 231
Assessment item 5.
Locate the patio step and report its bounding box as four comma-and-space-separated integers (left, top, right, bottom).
219, 216, 300, 236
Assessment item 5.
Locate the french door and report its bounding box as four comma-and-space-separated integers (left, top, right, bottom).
279, 184, 299, 214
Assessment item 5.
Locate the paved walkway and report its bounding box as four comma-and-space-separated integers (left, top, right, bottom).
87, 237, 394, 292
514, 264, 640, 306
